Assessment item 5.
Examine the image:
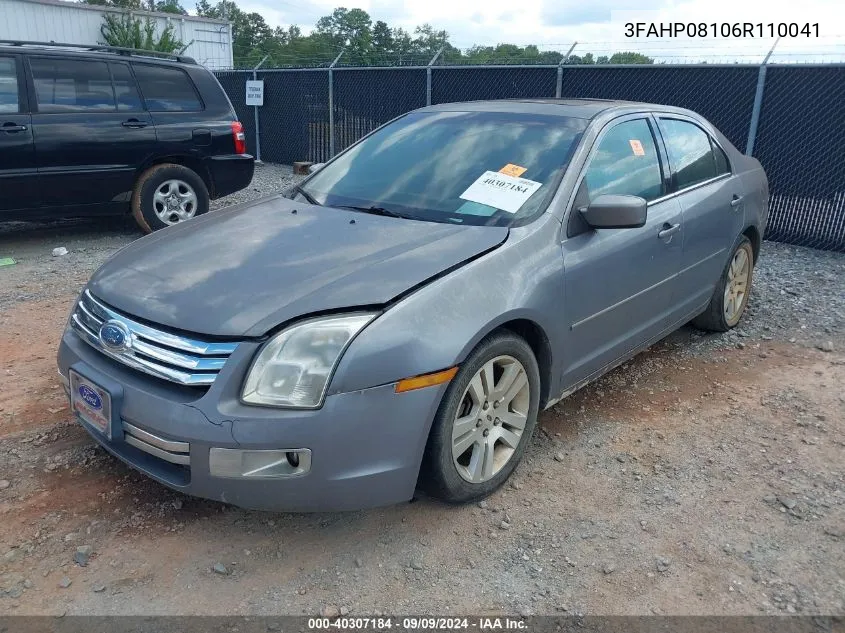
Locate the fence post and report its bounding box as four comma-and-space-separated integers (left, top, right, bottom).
252, 55, 268, 163
328, 50, 344, 159
556, 42, 577, 98
745, 38, 779, 156
427, 46, 445, 106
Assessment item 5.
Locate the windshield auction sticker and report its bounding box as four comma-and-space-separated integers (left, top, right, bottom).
499, 163, 527, 177
460, 171, 542, 214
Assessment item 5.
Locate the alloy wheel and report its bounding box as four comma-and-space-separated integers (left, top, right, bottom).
153, 179, 198, 225
723, 246, 751, 324
451, 355, 530, 483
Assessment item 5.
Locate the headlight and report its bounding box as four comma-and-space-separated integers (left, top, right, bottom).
241, 314, 376, 408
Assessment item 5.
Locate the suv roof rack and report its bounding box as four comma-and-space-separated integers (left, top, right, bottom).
0, 40, 196, 64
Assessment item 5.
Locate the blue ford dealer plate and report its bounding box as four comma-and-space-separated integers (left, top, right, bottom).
69, 370, 112, 437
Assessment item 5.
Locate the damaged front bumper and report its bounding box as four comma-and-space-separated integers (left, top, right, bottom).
57, 326, 444, 512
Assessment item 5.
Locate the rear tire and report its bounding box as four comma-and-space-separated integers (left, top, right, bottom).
693, 235, 754, 332
420, 331, 540, 504
131, 164, 209, 233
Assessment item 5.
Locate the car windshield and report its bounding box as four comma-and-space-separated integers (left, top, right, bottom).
297, 110, 587, 227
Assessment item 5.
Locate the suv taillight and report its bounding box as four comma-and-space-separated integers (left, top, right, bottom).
231, 121, 246, 155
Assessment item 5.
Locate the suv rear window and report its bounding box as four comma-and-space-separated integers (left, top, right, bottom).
133, 64, 202, 112
30, 58, 116, 112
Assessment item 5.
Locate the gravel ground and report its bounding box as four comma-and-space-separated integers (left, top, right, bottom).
210, 162, 302, 211
0, 163, 843, 616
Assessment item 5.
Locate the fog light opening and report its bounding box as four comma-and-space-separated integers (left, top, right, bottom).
209, 448, 312, 479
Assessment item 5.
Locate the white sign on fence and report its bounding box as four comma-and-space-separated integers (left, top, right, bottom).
245, 80, 264, 106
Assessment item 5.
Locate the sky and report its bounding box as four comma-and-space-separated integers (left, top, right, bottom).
229, 0, 845, 62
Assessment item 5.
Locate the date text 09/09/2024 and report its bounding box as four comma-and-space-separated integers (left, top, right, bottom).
625, 22, 820, 38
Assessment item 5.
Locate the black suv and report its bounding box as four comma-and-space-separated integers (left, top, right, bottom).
0, 41, 254, 232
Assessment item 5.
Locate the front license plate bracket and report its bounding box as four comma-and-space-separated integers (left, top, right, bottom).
68, 362, 124, 442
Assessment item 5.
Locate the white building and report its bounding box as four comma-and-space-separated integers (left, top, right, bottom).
0, 0, 233, 69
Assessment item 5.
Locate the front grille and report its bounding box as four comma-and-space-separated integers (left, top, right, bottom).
70, 290, 240, 386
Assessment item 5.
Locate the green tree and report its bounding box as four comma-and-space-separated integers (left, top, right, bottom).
390, 27, 415, 58
462, 43, 564, 64
191, 1, 657, 68
154, 0, 187, 14
606, 51, 654, 64
100, 13, 184, 52
197, 0, 279, 66
84, 0, 145, 9
539, 50, 563, 64
565, 52, 595, 64
315, 7, 372, 60
85, 0, 185, 10
412, 24, 450, 56
371, 20, 393, 54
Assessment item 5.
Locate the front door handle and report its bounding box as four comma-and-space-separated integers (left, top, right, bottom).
730, 195, 743, 208
658, 223, 681, 240
1, 123, 27, 133
122, 119, 148, 128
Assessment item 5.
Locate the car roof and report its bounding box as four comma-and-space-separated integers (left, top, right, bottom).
419, 98, 687, 120
0, 41, 196, 66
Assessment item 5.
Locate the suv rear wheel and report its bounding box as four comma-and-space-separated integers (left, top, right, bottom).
132, 164, 210, 233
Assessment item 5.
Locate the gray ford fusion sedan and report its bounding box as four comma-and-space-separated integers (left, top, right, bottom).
58, 99, 768, 511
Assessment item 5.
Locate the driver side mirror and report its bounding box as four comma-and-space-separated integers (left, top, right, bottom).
308, 163, 325, 174
580, 194, 647, 229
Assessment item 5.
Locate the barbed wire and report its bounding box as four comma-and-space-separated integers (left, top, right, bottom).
448, 35, 845, 50
215, 37, 845, 71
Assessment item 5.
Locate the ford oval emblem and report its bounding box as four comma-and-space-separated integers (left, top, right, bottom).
78, 385, 103, 410
99, 320, 131, 351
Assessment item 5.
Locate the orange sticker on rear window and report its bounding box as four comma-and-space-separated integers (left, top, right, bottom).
499, 163, 527, 177
629, 139, 645, 156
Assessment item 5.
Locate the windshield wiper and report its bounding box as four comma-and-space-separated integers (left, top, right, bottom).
337, 205, 407, 219
293, 184, 320, 206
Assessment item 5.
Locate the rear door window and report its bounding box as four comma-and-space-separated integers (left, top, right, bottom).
30, 58, 116, 112
110, 63, 143, 111
583, 118, 664, 202
658, 118, 719, 190
713, 140, 731, 175
0, 57, 20, 113
132, 64, 203, 112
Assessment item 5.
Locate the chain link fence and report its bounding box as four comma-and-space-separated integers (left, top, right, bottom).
333, 68, 427, 155
215, 63, 845, 252
752, 65, 845, 251
558, 66, 760, 152
432, 67, 557, 104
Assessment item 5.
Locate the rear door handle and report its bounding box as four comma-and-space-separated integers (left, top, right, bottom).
730, 195, 743, 208
658, 223, 681, 240
1, 123, 27, 133
122, 119, 148, 128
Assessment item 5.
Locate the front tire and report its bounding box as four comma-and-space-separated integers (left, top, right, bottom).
131, 164, 210, 233
421, 331, 540, 504
693, 235, 754, 332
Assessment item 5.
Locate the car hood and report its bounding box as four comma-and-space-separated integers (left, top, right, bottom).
88, 196, 509, 337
